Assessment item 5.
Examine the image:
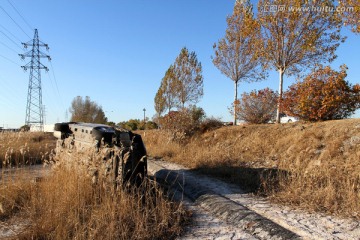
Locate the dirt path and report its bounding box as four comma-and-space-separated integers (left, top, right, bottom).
174, 192, 256, 240
148, 158, 360, 240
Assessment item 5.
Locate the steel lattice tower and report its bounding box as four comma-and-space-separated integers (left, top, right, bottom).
19, 29, 50, 131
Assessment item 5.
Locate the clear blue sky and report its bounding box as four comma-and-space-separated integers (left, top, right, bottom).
0, 0, 359, 128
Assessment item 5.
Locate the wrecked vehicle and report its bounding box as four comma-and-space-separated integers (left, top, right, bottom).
53, 122, 147, 188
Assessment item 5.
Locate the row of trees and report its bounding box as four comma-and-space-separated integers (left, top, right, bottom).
118, 119, 158, 131
69, 1, 359, 127
68, 96, 159, 130
233, 65, 360, 123
212, 0, 359, 124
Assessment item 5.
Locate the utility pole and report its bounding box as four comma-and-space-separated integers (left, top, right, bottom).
19, 29, 51, 132
143, 108, 146, 122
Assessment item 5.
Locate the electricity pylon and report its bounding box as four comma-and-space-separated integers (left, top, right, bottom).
19, 29, 50, 131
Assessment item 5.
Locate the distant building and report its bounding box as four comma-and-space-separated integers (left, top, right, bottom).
0, 128, 19, 132
29, 124, 55, 132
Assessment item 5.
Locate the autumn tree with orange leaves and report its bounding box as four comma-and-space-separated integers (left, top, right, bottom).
339, 0, 360, 33
257, 0, 344, 123
281, 65, 360, 121
213, 0, 265, 125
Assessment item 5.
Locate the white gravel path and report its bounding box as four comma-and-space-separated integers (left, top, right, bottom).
149, 159, 360, 240
176, 193, 256, 240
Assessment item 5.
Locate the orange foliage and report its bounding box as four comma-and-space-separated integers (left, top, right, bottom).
339, 0, 360, 33
282, 65, 360, 121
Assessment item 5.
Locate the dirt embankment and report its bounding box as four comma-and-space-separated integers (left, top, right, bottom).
140, 118, 360, 218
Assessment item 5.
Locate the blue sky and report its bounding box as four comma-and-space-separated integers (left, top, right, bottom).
0, 0, 359, 128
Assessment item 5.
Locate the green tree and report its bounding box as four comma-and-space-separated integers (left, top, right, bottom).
173, 47, 203, 108
212, 0, 265, 125
257, 0, 344, 123
281, 65, 360, 121
69, 96, 107, 124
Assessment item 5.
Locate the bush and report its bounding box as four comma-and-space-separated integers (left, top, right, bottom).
119, 120, 158, 131
145, 121, 158, 130
282, 65, 360, 121
230, 88, 278, 124
118, 119, 141, 131
199, 117, 223, 133
159, 106, 205, 142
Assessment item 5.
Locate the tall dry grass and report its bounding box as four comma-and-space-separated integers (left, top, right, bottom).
140, 119, 360, 218
0, 166, 187, 239
0, 132, 56, 167
0, 132, 187, 239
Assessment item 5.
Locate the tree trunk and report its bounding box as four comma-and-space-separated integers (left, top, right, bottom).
276, 69, 284, 123
234, 80, 238, 125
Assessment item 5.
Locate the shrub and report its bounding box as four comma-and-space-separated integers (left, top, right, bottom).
159, 106, 205, 142
118, 119, 141, 131
199, 117, 224, 133
230, 88, 278, 124
282, 65, 360, 121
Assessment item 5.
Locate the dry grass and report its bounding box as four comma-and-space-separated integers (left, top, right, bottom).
0, 166, 187, 240
0, 132, 56, 167
0, 132, 188, 239
140, 119, 360, 218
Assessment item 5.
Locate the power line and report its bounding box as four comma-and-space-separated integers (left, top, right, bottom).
49, 61, 65, 110
0, 23, 23, 42
7, 0, 33, 31
45, 69, 64, 118
0, 5, 31, 39
0, 53, 20, 66
0, 74, 24, 107
44, 62, 66, 121
0, 40, 18, 53
0, 30, 23, 50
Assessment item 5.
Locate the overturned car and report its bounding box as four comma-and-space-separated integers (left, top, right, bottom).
53, 122, 147, 188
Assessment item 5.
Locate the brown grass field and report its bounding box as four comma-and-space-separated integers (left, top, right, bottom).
140, 118, 360, 219
0, 132, 187, 239
0, 132, 56, 167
